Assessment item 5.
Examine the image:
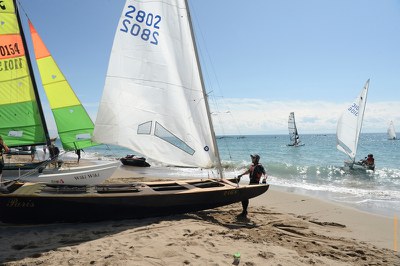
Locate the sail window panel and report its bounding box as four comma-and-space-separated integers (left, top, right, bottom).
0, 76, 36, 105
52, 105, 96, 150
58, 131, 96, 150
137, 121, 152, 135
0, 13, 19, 35
43, 80, 80, 109
154, 122, 195, 155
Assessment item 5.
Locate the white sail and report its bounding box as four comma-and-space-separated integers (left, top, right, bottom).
336, 79, 370, 162
288, 112, 300, 145
93, 0, 218, 168
388, 121, 397, 140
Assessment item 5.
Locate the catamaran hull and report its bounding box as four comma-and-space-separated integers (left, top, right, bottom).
6, 162, 120, 185
20, 163, 119, 185
0, 181, 269, 224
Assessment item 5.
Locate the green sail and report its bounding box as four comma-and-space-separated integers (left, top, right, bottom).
29, 20, 98, 151
0, 0, 48, 147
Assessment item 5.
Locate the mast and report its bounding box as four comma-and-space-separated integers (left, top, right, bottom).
184, 0, 224, 179
14, 0, 51, 147
353, 79, 369, 163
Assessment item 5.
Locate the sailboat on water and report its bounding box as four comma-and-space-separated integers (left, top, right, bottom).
387, 121, 397, 140
287, 112, 304, 147
0, 0, 268, 223
0, 0, 118, 184
336, 79, 374, 170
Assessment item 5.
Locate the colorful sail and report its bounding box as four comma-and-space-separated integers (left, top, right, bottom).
336, 79, 369, 162
29, 20, 97, 151
94, 0, 219, 168
0, 0, 48, 147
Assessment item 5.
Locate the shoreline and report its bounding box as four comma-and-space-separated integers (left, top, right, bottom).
257, 186, 397, 251
269, 183, 399, 219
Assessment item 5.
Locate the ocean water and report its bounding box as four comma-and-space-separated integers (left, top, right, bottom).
62, 133, 400, 218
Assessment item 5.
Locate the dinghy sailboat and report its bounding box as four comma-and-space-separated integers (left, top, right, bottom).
0, 0, 118, 184
336, 79, 374, 170
387, 121, 397, 140
0, 0, 268, 223
287, 112, 304, 147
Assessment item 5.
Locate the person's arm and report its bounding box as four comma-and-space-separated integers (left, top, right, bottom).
238, 169, 250, 178
0, 141, 9, 153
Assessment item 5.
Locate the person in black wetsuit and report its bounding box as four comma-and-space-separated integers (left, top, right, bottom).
237, 154, 267, 218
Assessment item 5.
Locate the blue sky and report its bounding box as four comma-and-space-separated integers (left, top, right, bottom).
19, 0, 400, 135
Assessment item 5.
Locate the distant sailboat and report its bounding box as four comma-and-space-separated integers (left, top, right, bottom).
336, 79, 374, 170
287, 112, 304, 147
387, 121, 397, 140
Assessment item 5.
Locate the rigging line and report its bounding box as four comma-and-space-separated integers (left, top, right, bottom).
15, 0, 30, 21
188, 3, 252, 160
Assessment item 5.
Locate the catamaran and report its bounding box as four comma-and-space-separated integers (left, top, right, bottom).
0, 0, 118, 185
0, 0, 268, 223
336, 79, 374, 170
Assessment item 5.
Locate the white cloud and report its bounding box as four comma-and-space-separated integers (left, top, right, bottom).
43, 98, 400, 137
210, 98, 400, 135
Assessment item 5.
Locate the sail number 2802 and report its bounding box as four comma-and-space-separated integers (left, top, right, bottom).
120, 5, 161, 45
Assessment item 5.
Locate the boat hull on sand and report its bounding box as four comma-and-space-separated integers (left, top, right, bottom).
3, 161, 120, 186
0, 179, 269, 224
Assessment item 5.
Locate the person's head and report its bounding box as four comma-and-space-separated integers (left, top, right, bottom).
368, 154, 373, 158
250, 154, 260, 163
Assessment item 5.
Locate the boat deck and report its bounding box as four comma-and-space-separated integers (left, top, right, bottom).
4, 179, 237, 197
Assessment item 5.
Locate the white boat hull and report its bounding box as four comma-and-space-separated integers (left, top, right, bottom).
16, 161, 120, 185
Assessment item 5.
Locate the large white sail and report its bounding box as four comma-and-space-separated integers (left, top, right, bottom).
93, 0, 218, 167
388, 121, 397, 140
288, 112, 299, 145
336, 79, 370, 162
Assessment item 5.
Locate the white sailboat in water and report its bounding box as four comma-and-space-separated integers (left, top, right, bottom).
336, 79, 374, 170
387, 121, 397, 140
0, 0, 268, 224
287, 112, 304, 147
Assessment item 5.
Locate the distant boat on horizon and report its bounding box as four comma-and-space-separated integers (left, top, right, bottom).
287, 112, 304, 147
387, 121, 397, 140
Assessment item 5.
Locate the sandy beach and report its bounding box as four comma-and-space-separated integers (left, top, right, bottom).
0, 166, 399, 265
